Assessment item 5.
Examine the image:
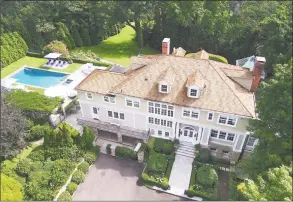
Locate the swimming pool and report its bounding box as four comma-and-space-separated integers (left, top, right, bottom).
10, 67, 69, 88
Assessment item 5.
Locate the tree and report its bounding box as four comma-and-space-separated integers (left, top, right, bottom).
70, 22, 83, 47
237, 165, 292, 201
43, 40, 69, 57
237, 60, 292, 178
0, 88, 28, 160
80, 126, 95, 150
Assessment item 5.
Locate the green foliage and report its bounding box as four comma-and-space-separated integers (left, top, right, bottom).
195, 148, 211, 163
26, 52, 44, 58
208, 54, 228, 63
147, 153, 168, 177
79, 19, 91, 46
185, 188, 212, 200
55, 22, 75, 49
0, 174, 23, 201
27, 146, 46, 161
16, 158, 32, 177
1, 32, 28, 68
147, 137, 155, 151
43, 40, 69, 57
115, 146, 138, 161
67, 182, 77, 195
71, 170, 85, 184
153, 138, 174, 155
106, 144, 112, 154
141, 172, 169, 190
84, 151, 97, 164
189, 167, 197, 188
165, 158, 174, 180
196, 165, 218, 188
4, 89, 63, 124
69, 58, 111, 67
58, 191, 72, 201
69, 50, 99, 61
237, 165, 292, 201
70, 23, 83, 47
26, 124, 53, 141
78, 162, 90, 174
80, 126, 95, 150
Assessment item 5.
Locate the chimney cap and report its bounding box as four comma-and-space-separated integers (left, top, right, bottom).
162, 38, 170, 43
256, 56, 266, 63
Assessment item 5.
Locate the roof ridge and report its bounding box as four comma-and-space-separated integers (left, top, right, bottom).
207, 60, 254, 117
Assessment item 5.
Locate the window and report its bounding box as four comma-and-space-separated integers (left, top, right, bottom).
119, 113, 124, 120
107, 111, 113, 117
126, 99, 133, 106
210, 129, 218, 138
114, 112, 119, 119
126, 97, 140, 108
161, 119, 167, 126
218, 114, 237, 126
148, 117, 154, 124
182, 108, 200, 120
155, 118, 160, 125
210, 147, 217, 151
219, 131, 227, 139
167, 121, 172, 128
133, 101, 140, 108
93, 107, 98, 114
158, 130, 163, 136
207, 112, 214, 121
165, 132, 170, 137
227, 133, 235, 141
190, 89, 197, 97
86, 92, 93, 99
104, 96, 115, 103
148, 102, 174, 117
223, 150, 229, 155
161, 85, 168, 93
247, 136, 257, 146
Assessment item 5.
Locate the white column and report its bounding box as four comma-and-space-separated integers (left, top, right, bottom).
175, 122, 180, 139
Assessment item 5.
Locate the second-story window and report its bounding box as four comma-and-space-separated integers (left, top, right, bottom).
104, 96, 115, 104
148, 102, 174, 117
218, 114, 237, 126
207, 112, 214, 121
86, 92, 93, 100
182, 108, 200, 120
125, 97, 140, 108
210, 129, 236, 142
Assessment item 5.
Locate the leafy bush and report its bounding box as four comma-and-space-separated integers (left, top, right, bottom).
55, 22, 75, 49
153, 138, 174, 155
43, 40, 69, 56
78, 162, 90, 174
71, 170, 85, 184
58, 191, 72, 201
26, 52, 44, 58
185, 188, 212, 199
80, 126, 95, 150
71, 58, 111, 67
1, 174, 23, 200
27, 146, 46, 161
44, 145, 84, 161
195, 148, 211, 163
211, 155, 230, 165
141, 172, 169, 190
1, 32, 28, 68
189, 167, 197, 188
147, 153, 168, 177
196, 165, 218, 188
26, 124, 53, 141
147, 136, 155, 150
70, 50, 99, 61
16, 158, 32, 177
115, 146, 137, 161
84, 151, 96, 164
165, 159, 174, 180
67, 182, 78, 195
4, 90, 63, 124
208, 54, 228, 64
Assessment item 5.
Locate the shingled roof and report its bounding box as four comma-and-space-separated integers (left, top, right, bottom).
76, 55, 256, 118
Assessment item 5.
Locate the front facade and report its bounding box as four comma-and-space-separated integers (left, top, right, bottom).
75, 44, 264, 163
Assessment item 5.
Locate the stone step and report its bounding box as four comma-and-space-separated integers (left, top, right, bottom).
179, 141, 194, 146
176, 150, 195, 158
177, 145, 195, 152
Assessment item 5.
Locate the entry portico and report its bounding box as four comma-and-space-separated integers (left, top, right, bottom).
175, 123, 202, 145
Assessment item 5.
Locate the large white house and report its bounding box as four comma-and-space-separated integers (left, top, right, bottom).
75, 39, 265, 162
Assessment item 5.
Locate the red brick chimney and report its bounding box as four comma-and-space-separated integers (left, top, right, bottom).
250, 56, 266, 92
162, 38, 170, 55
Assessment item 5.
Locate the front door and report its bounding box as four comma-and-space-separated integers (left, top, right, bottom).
91, 106, 99, 119
179, 127, 199, 143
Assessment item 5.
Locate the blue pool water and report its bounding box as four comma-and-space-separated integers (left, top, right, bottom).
11, 67, 69, 88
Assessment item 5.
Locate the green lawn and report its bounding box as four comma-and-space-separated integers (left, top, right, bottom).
72, 25, 159, 67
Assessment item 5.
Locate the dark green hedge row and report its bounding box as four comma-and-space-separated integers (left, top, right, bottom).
1, 32, 28, 68
26, 52, 44, 58
115, 146, 137, 161
141, 172, 169, 190
208, 54, 228, 64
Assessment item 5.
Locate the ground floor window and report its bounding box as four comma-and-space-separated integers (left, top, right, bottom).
150, 128, 171, 138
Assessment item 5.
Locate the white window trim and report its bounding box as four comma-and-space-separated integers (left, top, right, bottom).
246, 136, 259, 148
107, 110, 125, 121
217, 114, 238, 127
103, 95, 116, 104
207, 111, 214, 121
148, 116, 173, 128
187, 86, 200, 98
182, 108, 200, 120
160, 84, 169, 93
148, 101, 175, 118
209, 128, 236, 143
86, 92, 93, 100
149, 128, 171, 139
125, 97, 140, 108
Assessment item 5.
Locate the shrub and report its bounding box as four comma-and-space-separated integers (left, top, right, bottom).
44, 145, 84, 161
84, 151, 96, 164
195, 148, 211, 163
26, 52, 44, 58
79, 126, 94, 149
67, 182, 78, 195
211, 155, 230, 165
185, 188, 211, 199
70, 58, 111, 67
78, 162, 90, 174
115, 146, 137, 161
70, 50, 99, 61
27, 146, 46, 161
16, 158, 32, 177
147, 153, 168, 177
196, 165, 218, 188
154, 138, 174, 155
106, 144, 111, 154
194, 144, 201, 151
71, 170, 85, 184
208, 54, 228, 64
165, 160, 174, 180
26, 124, 53, 141
43, 40, 69, 56
1, 174, 23, 200
147, 136, 155, 150
141, 172, 169, 190
58, 191, 72, 201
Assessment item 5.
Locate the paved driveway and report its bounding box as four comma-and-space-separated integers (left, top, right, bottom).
73, 154, 185, 201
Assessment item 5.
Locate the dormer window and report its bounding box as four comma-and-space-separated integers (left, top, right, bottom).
190, 89, 198, 97
186, 71, 204, 99
161, 85, 168, 93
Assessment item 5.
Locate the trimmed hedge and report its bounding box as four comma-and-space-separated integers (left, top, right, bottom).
84, 151, 97, 164
196, 165, 218, 188
147, 152, 168, 177
78, 162, 90, 174
185, 188, 212, 200
153, 138, 174, 155
195, 148, 211, 163
115, 146, 137, 161
26, 52, 44, 58
67, 182, 78, 195
26, 124, 53, 141
141, 172, 169, 190
147, 136, 155, 150
58, 191, 72, 201
71, 58, 111, 67
208, 54, 228, 64
71, 170, 85, 184
165, 158, 174, 180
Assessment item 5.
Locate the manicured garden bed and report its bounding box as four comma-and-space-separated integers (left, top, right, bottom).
141, 137, 175, 190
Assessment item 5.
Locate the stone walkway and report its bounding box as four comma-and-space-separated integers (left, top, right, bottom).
218, 170, 230, 201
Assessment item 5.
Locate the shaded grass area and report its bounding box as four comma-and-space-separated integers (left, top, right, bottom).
72, 26, 159, 67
